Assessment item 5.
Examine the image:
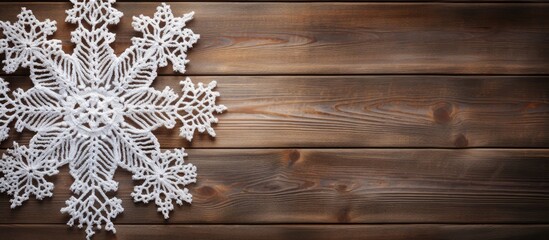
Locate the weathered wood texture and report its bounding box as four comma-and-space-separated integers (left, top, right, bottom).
1, 149, 548, 224
8, 0, 549, 2
1, 0, 548, 239
2, 224, 549, 240
1, 3, 549, 75
1, 76, 548, 148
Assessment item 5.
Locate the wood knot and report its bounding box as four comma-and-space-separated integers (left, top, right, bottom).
454, 134, 469, 148
196, 186, 216, 197
433, 102, 453, 124
523, 102, 540, 111
244, 179, 301, 193
288, 149, 301, 167
262, 183, 282, 192
335, 184, 348, 193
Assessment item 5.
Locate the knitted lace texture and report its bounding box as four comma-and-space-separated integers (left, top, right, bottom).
0, 1, 226, 239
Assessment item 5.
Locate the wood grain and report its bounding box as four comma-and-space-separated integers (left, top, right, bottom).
1, 75, 548, 148
8, 0, 549, 2
1, 3, 549, 75
1, 149, 548, 224
1, 224, 549, 240
0, 1, 547, 239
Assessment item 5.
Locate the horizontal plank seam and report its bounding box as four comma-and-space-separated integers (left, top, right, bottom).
4, 73, 549, 77
3, 147, 549, 150
6, 1, 549, 4
2, 223, 549, 226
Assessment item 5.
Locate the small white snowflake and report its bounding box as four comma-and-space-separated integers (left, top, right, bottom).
0, 1, 226, 239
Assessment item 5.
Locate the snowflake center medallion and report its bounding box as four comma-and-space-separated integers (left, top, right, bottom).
64, 90, 123, 135
0, 1, 226, 239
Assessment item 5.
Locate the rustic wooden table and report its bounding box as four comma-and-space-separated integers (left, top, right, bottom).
0, 0, 548, 239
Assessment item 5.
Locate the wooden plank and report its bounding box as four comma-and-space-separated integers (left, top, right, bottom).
1, 3, 549, 75
1, 149, 548, 224
1, 76, 548, 148
7, 0, 549, 2
1, 224, 549, 240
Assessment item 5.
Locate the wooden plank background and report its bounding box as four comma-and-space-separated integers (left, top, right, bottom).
0, 0, 548, 240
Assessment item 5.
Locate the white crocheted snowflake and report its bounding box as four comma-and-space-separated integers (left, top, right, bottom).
0, 1, 226, 239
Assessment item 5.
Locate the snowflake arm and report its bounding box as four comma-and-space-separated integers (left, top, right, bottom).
0, 77, 74, 207
130, 3, 199, 73
0, 143, 59, 208
113, 45, 159, 92
61, 133, 122, 240
122, 87, 179, 131
113, 3, 199, 95
115, 125, 197, 219
0, 79, 68, 141
71, 27, 118, 89
62, 187, 123, 239
115, 57, 228, 137
176, 78, 227, 141
0, 8, 60, 73
122, 77, 227, 141
31, 50, 80, 93
131, 149, 196, 219
12, 86, 65, 132
0, 8, 78, 93
113, 3, 199, 93
113, 124, 160, 171
0, 123, 75, 208
66, 0, 122, 26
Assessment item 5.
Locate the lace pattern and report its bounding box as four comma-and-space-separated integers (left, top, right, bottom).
0, 1, 226, 239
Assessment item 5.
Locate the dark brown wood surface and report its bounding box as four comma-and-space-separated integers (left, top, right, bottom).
1, 76, 548, 148
0, 0, 548, 239
1, 149, 548, 224
1, 3, 549, 75
2, 224, 549, 240
8, 0, 549, 2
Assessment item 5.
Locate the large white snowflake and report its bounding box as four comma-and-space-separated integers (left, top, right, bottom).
0, 0, 226, 239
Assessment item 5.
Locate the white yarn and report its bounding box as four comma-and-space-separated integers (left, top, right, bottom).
0, 1, 226, 239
